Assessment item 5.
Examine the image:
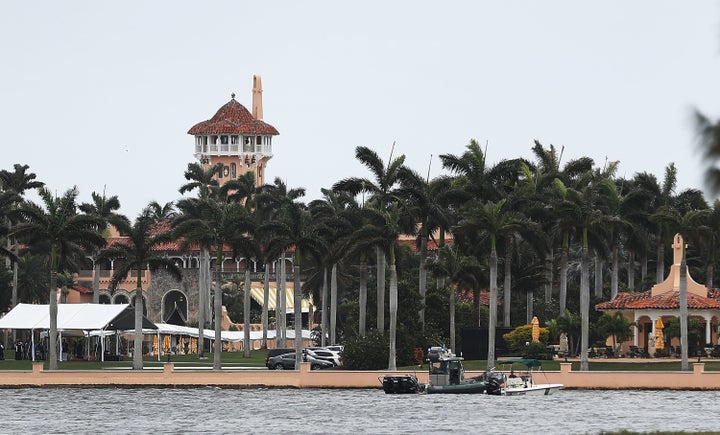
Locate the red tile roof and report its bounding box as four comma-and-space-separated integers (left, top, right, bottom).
596, 289, 720, 310
188, 99, 279, 135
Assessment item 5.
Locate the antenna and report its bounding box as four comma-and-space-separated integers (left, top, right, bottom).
558, 145, 565, 166
426, 154, 433, 183
388, 141, 396, 163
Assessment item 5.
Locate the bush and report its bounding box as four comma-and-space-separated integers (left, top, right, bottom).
523, 341, 551, 360
341, 331, 389, 370
503, 325, 549, 354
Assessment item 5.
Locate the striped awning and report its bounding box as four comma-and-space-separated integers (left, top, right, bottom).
249, 282, 313, 313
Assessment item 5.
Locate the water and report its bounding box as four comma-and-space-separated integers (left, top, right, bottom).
1, 388, 718, 434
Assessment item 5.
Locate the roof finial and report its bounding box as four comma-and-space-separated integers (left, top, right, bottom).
231, 93, 236, 100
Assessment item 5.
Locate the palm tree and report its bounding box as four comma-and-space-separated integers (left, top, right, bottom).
143, 201, 177, 222
596, 311, 635, 351
12, 186, 105, 370
177, 162, 222, 357
256, 177, 307, 347
455, 199, 526, 369
397, 168, 453, 331
264, 196, 324, 368
0, 164, 43, 343
694, 110, 720, 196
79, 190, 130, 303
426, 245, 483, 352
333, 145, 407, 333
102, 211, 182, 370
352, 204, 412, 370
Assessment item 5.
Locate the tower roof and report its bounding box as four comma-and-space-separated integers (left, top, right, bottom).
187, 97, 279, 136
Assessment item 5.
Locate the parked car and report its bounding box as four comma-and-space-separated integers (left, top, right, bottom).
265, 351, 334, 370
305, 348, 342, 367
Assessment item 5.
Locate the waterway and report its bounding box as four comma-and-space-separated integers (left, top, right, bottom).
1, 387, 718, 434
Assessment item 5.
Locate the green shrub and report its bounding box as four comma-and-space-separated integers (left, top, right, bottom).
523, 341, 551, 360
341, 331, 389, 370
503, 325, 549, 354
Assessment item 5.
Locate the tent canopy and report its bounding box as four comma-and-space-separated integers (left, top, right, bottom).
248, 283, 313, 313
0, 303, 157, 331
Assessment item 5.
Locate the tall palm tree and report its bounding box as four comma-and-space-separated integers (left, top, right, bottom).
397, 168, 453, 331
0, 164, 43, 344
256, 178, 307, 347
79, 191, 130, 303
264, 196, 324, 368
333, 145, 406, 333
102, 211, 182, 370
426, 245, 483, 352
12, 186, 105, 370
177, 162, 222, 357
143, 201, 177, 222
455, 199, 526, 369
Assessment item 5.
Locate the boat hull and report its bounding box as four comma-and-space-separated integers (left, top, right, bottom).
503, 384, 563, 396
426, 382, 488, 394
381, 375, 425, 394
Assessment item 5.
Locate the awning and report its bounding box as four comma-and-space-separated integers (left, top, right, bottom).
0, 303, 157, 331
248, 282, 313, 313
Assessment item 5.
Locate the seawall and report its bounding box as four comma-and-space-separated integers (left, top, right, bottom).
1, 362, 719, 389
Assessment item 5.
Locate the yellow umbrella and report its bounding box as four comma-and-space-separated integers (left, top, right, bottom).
162, 335, 171, 353
531, 316, 540, 342
655, 318, 665, 351
191, 338, 197, 354
153, 335, 158, 354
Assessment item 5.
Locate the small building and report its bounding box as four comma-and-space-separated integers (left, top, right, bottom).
596, 234, 720, 355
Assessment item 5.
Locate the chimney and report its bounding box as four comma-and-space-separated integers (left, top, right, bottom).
252, 75, 263, 120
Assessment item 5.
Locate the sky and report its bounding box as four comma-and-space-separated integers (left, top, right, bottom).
2, 1, 720, 218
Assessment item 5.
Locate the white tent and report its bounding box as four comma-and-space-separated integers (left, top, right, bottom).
0, 303, 149, 331
0, 303, 157, 362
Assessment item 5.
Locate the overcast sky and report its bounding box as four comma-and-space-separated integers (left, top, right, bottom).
2, 1, 719, 218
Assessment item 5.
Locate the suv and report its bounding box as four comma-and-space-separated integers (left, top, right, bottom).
265, 351, 334, 370
305, 348, 342, 367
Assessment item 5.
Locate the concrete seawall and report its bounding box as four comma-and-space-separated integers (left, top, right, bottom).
1, 362, 719, 389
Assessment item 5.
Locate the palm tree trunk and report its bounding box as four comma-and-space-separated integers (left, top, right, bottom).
243, 268, 251, 358
377, 246, 386, 332
594, 255, 603, 299
449, 283, 456, 353
706, 264, 714, 288
133, 285, 143, 370
49, 269, 58, 370
503, 247, 511, 328
641, 252, 648, 282
611, 245, 619, 299
293, 257, 302, 368
321, 267, 328, 347
262, 264, 269, 349
388, 257, 398, 371
330, 264, 338, 345
680, 259, 689, 370
92, 255, 101, 304
359, 254, 367, 337
213, 266, 222, 370
488, 249, 498, 370
559, 247, 568, 315
627, 251, 635, 291
419, 235, 427, 331
544, 249, 553, 303
580, 243, 590, 371
278, 251, 287, 347
526, 290, 533, 324
656, 240, 664, 284
197, 248, 208, 358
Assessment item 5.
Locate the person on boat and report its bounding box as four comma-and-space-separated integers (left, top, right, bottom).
509, 368, 517, 378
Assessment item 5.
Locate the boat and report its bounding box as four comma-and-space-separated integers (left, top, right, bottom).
379, 346, 504, 394
497, 358, 563, 396
424, 346, 503, 394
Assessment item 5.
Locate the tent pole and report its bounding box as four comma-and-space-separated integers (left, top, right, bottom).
31, 329, 35, 362
101, 331, 105, 362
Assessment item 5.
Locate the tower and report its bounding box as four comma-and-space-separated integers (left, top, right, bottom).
187, 75, 279, 187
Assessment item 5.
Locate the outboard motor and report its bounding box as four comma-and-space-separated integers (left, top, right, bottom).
485, 371, 505, 395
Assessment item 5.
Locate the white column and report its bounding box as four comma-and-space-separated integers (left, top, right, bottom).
706, 317, 712, 346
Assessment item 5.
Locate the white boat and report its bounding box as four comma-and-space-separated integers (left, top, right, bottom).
497, 359, 563, 396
